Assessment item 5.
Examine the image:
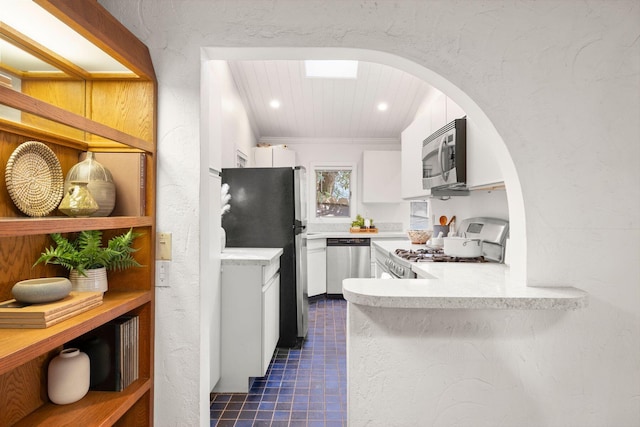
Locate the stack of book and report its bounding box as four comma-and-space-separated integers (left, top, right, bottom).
70, 315, 139, 391
0, 292, 103, 328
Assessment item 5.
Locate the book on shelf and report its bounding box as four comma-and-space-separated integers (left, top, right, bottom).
0, 292, 103, 328
69, 314, 139, 391
79, 151, 146, 216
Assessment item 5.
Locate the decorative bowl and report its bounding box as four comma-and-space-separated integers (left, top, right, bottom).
407, 230, 432, 244
12, 277, 72, 304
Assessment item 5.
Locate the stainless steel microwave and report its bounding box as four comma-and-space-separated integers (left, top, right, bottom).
422, 117, 468, 195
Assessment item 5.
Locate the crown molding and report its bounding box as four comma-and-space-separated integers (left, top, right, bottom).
259, 137, 400, 146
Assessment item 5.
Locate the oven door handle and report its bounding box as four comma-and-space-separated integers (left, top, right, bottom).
387, 269, 402, 279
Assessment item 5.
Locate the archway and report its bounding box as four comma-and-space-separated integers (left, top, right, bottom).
202, 46, 526, 281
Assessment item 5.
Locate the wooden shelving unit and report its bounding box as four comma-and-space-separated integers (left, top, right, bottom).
0, 1, 156, 425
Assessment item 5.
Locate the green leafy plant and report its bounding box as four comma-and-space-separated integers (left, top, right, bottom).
351, 214, 365, 228
34, 229, 143, 276
351, 215, 374, 228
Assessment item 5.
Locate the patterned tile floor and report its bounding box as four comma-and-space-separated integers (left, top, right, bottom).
210, 297, 347, 427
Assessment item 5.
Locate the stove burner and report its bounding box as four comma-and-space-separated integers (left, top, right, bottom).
394, 248, 487, 263
395, 248, 442, 257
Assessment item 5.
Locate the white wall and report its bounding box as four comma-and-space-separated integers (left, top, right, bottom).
98, 1, 640, 426
430, 190, 509, 224
216, 62, 257, 168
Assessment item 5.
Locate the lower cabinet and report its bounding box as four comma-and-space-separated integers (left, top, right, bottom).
215, 249, 281, 392
307, 239, 327, 297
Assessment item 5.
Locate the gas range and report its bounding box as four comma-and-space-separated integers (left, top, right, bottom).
384, 248, 486, 279
375, 217, 508, 279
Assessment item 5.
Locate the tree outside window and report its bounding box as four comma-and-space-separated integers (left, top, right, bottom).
315, 169, 352, 218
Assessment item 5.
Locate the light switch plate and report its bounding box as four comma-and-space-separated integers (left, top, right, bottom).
156, 260, 170, 287
157, 232, 172, 260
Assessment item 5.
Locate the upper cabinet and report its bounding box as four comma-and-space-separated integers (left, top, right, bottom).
362, 150, 402, 203
465, 118, 504, 188
401, 116, 430, 200
252, 146, 296, 167
401, 92, 504, 199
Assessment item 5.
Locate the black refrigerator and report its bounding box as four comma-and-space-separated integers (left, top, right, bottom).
221, 166, 308, 348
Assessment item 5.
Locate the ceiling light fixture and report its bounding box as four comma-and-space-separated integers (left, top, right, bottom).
269, 99, 281, 109
377, 102, 389, 111
304, 60, 358, 79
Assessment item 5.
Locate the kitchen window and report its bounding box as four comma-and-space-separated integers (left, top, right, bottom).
311, 163, 357, 221
410, 201, 429, 230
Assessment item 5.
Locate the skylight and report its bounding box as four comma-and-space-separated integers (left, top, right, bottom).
304, 60, 358, 79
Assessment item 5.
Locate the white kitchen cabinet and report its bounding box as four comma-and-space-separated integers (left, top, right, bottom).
307, 238, 327, 297
465, 118, 504, 188
401, 114, 431, 200
253, 146, 296, 167
430, 92, 447, 131
446, 96, 466, 123
362, 150, 402, 203
215, 249, 281, 392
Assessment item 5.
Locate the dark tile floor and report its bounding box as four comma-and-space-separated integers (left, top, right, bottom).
210, 297, 347, 427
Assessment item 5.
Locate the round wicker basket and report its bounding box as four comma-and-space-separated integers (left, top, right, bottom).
5, 141, 64, 217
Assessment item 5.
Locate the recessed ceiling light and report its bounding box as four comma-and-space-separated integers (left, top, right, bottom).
305, 60, 358, 79
377, 102, 389, 111
269, 99, 281, 109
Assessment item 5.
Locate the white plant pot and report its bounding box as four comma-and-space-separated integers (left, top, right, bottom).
69, 267, 108, 293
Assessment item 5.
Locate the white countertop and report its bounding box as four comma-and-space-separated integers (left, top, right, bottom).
221, 247, 283, 265
307, 231, 407, 240
343, 240, 588, 310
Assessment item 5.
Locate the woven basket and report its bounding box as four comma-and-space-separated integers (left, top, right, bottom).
5, 141, 64, 217
407, 230, 432, 244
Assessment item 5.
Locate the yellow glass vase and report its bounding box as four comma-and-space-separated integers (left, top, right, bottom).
58, 181, 99, 217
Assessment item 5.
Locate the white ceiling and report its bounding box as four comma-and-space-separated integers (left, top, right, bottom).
227, 60, 433, 142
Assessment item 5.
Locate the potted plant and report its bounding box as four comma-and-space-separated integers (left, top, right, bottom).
34, 229, 142, 293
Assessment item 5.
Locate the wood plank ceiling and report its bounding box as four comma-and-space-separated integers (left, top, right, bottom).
227, 60, 433, 142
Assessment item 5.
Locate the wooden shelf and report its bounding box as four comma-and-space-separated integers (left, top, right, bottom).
0, 291, 151, 376
0, 86, 155, 153
0, 216, 153, 238
0, 1, 156, 424
13, 377, 151, 427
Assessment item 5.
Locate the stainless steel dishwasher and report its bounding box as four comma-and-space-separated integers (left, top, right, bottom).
326, 238, 371, 296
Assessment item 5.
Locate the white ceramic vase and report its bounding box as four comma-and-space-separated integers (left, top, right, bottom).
220, 227, 226, 251
48, 348, 90, 405
69, 267, 108, 293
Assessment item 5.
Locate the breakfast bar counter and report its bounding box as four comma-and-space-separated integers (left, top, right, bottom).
343, 265, 588, 310
347, 239, 588, 310
345, 240, 590, 426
